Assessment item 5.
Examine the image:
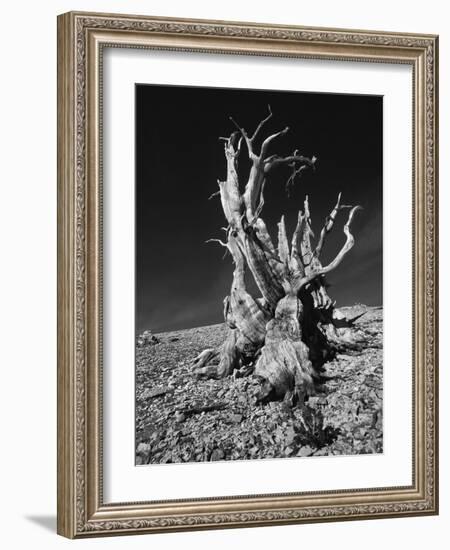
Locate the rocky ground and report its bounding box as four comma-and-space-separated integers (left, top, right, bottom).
135, 305, 383, 464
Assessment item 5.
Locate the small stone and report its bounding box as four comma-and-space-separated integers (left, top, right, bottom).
308, 396, 327, 408
284, 446, 294, 456
142, 387, 170, 399
210, 448, 225, 461
297, 445, 313, 457
136, 330, 160, 347
313, 448, 327, 456
308, 397, 319, 408
229, 413, 243, 423
175, 412, 186, 423
137, 442, 150, 454
285, 427, 296, 446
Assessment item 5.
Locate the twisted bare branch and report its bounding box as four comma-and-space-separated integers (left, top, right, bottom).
294, 205, 361, 292
229, 116, 253, 158
250, 104, 273, 142
205, 238, 228, 248
314, 192, 353, 259
264, 153, 316, 173
260, 126, 290, 158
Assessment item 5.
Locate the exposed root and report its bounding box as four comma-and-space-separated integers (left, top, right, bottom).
192, 348, 219, 370
194, 329, 243, 379
317, 308, 367, 349
254, 296, 315, 403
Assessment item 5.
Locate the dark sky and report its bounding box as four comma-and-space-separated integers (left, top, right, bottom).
135, 84, 382, 334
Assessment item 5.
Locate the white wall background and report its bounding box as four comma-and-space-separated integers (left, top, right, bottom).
0, 0, 446, 547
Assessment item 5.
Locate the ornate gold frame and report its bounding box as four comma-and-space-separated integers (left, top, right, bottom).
57, 11, 439, 538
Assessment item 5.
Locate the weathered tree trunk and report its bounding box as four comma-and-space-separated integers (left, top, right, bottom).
193, 106, 362, 405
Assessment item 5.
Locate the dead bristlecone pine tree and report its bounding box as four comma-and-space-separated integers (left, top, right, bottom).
193, 106, 363, 406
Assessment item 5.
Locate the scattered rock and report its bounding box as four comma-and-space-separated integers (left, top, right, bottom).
137, 442, 150, 455
210, 448, 225, 461
136, 310, 383, 464
137, 330, 160, 347
313, 448, 327, 456
297, 445, 313, 457
285, 427, 296, 446
308, 396, 327, 408
174, 411, 186, 423
142, 387, 172, 399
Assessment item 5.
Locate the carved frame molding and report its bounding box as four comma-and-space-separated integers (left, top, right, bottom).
57, 11, 438, 538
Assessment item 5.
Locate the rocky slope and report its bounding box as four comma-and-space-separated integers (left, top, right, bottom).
135, 305, 382, 464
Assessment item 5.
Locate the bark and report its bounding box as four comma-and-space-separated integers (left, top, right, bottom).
193, 107, 361, 404
254, 295, 315, 405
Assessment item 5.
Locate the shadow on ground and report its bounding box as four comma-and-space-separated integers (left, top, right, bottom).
25, 515, 56, 533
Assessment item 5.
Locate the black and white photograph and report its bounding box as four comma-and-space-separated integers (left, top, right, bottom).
135, 83, 383, 465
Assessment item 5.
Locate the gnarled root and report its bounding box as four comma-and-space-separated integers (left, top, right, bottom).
192, 348, 219, 370
254, 295, 315, 405
193, 328, 252, 379
318, 308, 366, 349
